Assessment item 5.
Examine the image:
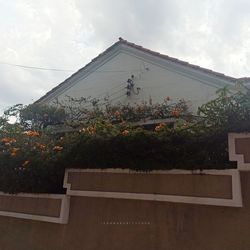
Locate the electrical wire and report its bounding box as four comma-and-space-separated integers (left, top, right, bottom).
94, 71, 145, 101
76, 71, 132, 91
96, 84, 125, 99
98, 93, 127, 107
47, 63, 147, 108
67, 81, 123, 94
107, 86, 126, 98
0, 61, 143, 74
0, 62, 74, 72
75, 82, 126, 108
95, 70, 140, 73
73, 70, 144, 108
56, 80, 127, 110
81, 86, 126, 109
54, 66, 146, 110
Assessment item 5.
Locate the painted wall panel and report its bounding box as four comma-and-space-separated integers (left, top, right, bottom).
49, 52, 219, 111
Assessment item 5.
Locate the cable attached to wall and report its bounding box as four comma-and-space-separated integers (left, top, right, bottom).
125, 61, 149, 97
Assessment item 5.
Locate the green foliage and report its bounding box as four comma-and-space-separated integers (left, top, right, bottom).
61, 128, 232, 171
20, 103, 66, 130
0, 130, 65, 193
3, 103, 66, 130
103, 98, 190, 123
2, 88, 250, 193
56, 96, 192, 127
198, 86, 250, 131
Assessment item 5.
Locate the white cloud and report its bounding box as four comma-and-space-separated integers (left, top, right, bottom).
0, 0, 250, 112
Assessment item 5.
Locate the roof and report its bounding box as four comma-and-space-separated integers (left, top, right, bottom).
36, 38, 250, 103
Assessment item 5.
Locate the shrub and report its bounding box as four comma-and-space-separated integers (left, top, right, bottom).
1, 88, 250, 193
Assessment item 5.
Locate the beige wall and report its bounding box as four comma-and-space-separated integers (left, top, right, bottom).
67, 171, 232, 199
0, 195, 61, 217
0, 171, 249, 250
49, 51, 219, 112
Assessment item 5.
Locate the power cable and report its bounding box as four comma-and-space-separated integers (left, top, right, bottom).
0, 62, 74, 72
76, 71, 131, 91
101, 93, 126, 106
81, 86, 126, 109
65, 69, 144, 109
0, 61, 142, 74
95, 83, 125, 99
107, 87, 126, 98
74, 82, 126, 108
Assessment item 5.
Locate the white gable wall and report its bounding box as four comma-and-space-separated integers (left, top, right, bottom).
46, 46, 231, 112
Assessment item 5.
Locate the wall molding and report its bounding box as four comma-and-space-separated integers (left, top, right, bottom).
64, 168, 242, 208
0, 192, 70, 224
228, 133, 250, 171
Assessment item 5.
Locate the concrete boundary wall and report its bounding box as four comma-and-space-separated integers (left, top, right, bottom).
0, 133, 250, 249
0, 132, 249, 225
64, 169, 242, 207
0, 168, 242, 226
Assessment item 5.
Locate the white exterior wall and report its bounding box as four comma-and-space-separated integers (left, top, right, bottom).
47, 49, 227, 112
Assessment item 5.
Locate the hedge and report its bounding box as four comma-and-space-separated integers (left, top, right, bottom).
0, 87, 249, 193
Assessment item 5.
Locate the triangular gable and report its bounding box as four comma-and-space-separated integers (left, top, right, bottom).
36, 38, 248, 104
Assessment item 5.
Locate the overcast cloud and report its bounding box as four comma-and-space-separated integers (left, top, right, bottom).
0, 0, 250, 112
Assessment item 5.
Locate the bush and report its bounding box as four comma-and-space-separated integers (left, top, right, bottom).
0, 130, 65, 193
1, 88, 250, 193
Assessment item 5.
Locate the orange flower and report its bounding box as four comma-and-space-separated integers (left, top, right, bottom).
122, 130, 129, 136
183, 122, 188, 128
114, 111, 121, 117
22, 160, 29, 167
1, 137, 16, 144
23, 131, 40, 137
39, 144, 46, 150
10, 147, 19, 156
79, 128, 86, 133
12, 147, 19, 153
137, 106, 144, 112
171, 109, 180, 118
86, 126, 96, 135
35, 143, 46, 151
1, 138, 9, 143
155, 125, 161, 132
155, 122, 166, 132
53, 146, 63, 151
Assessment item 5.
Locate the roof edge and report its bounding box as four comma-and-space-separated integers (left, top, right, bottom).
36, 37, 250, 104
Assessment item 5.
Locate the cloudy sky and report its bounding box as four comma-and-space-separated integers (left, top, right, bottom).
1, 0, 250, 112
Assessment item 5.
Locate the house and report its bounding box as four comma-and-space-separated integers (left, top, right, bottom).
36, 38, 250, 112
